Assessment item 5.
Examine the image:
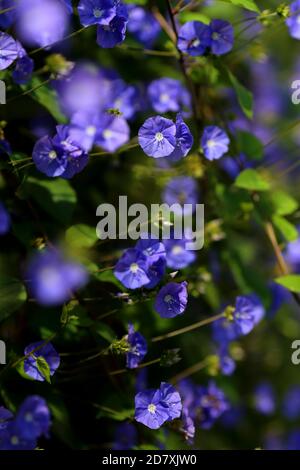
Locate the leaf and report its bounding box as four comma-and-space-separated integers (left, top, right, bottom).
36, 356, 52, 384
179, 11, 210, 24
275, 274, 300, 293
228, 70, 253, 119
19, 177, 77, 225
24, 77, 67, 123
236, 131, 263, 160
270, 191, 298, 216
224, 0, 260, 13
16, 361, 35, 381
235, 169, 270, 192
0, 278, 27, 323
272, 215, 298, 242
65, 224, 97, 249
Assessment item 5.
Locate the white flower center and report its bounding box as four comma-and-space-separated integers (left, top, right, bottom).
172, 245, 183, 255
164, 294, 172, 303
212, 32, 220, 41
130, 263, 139, 273
93, 8, 103, 18
160, 93, 169, 103
192, 38, 201, 47
25, 412, 33, 422
48, 150, 57, 159
11, 436, 19, 445
148, 403, 156, 414
103, 129, 113, 139
155, 132, 164, 142
86, 125, 96, 137
207, 139, 216, 148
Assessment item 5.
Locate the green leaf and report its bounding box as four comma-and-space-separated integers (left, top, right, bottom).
235, 169, 270, 192
36, 356, 52, 384
236, 131, 263, 160
272, 215, 298, 242
23, 77, 67, 123
270, 191, 298, 216
275, 274, 300, 293
179, 11, 210, 24
224, 0, 260, 13
16, 361, 35, 381
228, 70, 253, 119
65, 224, 97, 249
19, 177, 77, 225
0, 278, 27, 323
95, 322, 116, 343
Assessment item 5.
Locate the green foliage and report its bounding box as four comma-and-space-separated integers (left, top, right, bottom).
272, 215, 298, 242
234, 169, 270, 191
228, 70, 253, 119
23, 77, 67, 123
223, 0, 260, 13
0, 278, 27, 322
36, 355, 52, 384
275, 274, 300, 293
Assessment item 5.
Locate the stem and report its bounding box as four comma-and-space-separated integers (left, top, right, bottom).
109, 358, 161, 376
152, 312, 225, 343
170, 357, 209, 384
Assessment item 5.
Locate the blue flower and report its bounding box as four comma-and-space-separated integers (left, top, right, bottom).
32, 125, 88, 178
12, 54, 34, 85
181, 408, 195, 444
127, 5, 161, 47
0, 407, 13, 431
135, 238, 166, 289
113, 422, 137, 450
135, 382, 182, 429
24, 341, 60, 382
0, 202, 11, 236
166, 114, 194, 162
218, 346, 236, 376
178, 21, 211, 56
138, 116, 176, 158
163, 235, 196, 269
16, 0, 70, 48
111, 81, 141, 120
0, 421, 36, 450
213, 294, 265, 344
96, 3, 128, 48
15, 396, 51, 440
282, 385, 300, 420
197, 381, 230, 429
69, 111, 102, 152
147, 78, 191, 114
78, 0, 116, 27
286, 1, 300, 39
201, 125, 229, 160
26, 249, 88, 306
154, 281, 188, 318
162, 176, 198, 215
95, 114, 130, 152
210, 19, 234, 56
254, 382, 275, 416
0, 33, 18, 71
0, 0, 16, 29
284, 229, 300, 271
126, 323, 147, 369
114, 248, 150, 289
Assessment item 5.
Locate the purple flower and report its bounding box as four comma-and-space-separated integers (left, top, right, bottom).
147, 78, 191, 114
24, 341, 60, 382
210, 19, 234, 56
95, 114, 130, 152
254, 382, 275, 416
26, 249, 88, 306
154, 281, 188, 318
213, 294, 265, 344
138, 116, 176, 158
110, 81, 141, 120
126, 323, 147, 369
135, 238, 166, 289
114, 248, 150, 289
163, 236, 196, 269
287, 430, 300, 450
32, 125, 88, 179
284, 230, 300, 271
69, 111, 101, 152
135, 382, 182, 429
162, 176, 198, 215
15, 396, 51, 440
0, 202, 11, 235
127, 5, 160, 47
0, 421, 36, 450
113, 422, 137, 450
218, 346, 236, 376
0, 0, 16, 29
78, 0, 116, 27
286, 1, 300, 39
0, 407, 13, 431
166, 114, 193, 162
201, 126, 229, 160
197, 381, 230, 429
282, 385, 300, 420
0, 33, 18, 71
16, 0, 70, 47
178, 21, 211, 56
12, 54, 34, 85
96, 3, 128, 48
181, 408, 195, 444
